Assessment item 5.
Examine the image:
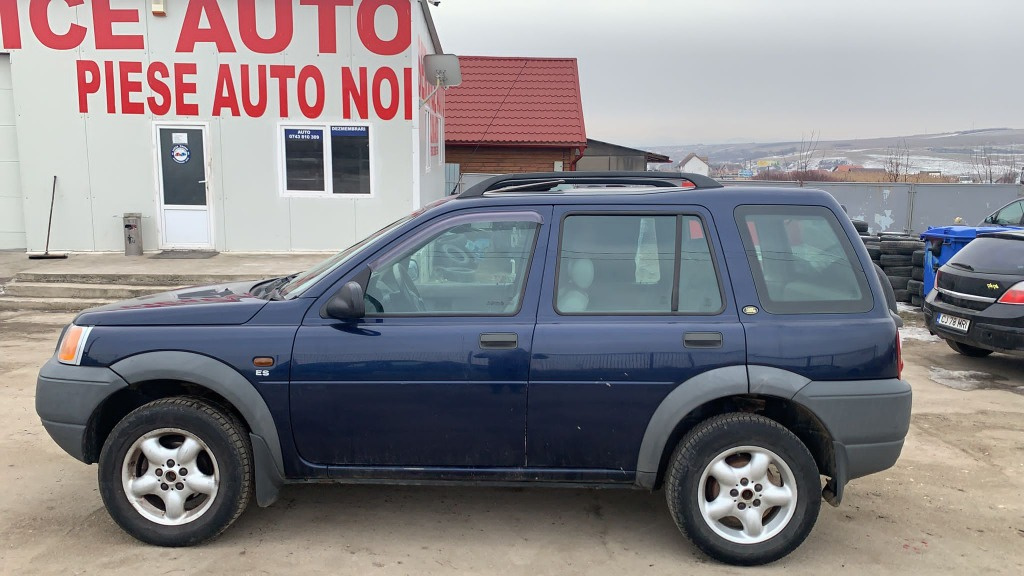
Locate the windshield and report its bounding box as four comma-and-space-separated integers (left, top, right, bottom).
948, 237, 1024, 275
278, 197, 456, 298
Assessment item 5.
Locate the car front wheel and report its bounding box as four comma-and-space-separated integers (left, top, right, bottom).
665, 413, 820, 565
98, 397, 253, 546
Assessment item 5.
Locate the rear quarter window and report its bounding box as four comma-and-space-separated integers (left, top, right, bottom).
735, 205, 872, 314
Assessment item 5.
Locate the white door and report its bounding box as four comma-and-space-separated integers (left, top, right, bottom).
156, 126, 212, 248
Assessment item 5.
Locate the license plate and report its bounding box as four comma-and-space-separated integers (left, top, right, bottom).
937, 313, 970, 332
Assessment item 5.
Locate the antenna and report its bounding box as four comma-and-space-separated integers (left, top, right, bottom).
422, 54, 462, 106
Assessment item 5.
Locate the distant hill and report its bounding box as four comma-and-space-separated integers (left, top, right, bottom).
648, 128, 1024, 177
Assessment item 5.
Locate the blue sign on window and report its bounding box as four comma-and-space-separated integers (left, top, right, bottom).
331, 126, 369, 137
285, 128, 323, 141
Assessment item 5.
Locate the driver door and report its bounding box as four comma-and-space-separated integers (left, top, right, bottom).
289, 208, 550, 468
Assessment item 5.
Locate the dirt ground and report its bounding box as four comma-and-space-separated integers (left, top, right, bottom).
1, 308, 1022, 575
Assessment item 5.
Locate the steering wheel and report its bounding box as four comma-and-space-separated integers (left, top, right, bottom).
441, 243, 471, 266
393, 262, 426, 312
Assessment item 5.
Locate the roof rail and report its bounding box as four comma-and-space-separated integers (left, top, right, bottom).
457, 171, 723, 198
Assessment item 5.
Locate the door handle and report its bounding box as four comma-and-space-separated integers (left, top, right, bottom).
479, 333, 518, 349
198, 180, 208, 184
683, 332, 723, 349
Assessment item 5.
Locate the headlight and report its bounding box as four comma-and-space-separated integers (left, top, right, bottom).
57, 325, 93, 365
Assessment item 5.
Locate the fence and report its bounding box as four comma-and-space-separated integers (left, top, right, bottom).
450, 171, 1023, 235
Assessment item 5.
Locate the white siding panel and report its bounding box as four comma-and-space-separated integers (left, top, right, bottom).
218, 119, 292, 251
0, 196, 25, 234
0, 53, 23, 249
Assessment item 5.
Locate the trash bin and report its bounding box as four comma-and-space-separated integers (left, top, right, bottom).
919, 226, 1015, 297
123, 212, 143, 256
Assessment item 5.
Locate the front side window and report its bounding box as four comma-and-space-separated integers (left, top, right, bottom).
281, 125, 372, 196
365, 213, 541, 315
736, 205, 871, 314
555, 214, 723, 314
993, 201, 1024, 226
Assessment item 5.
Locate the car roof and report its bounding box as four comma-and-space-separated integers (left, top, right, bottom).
978, 229, 1024, 241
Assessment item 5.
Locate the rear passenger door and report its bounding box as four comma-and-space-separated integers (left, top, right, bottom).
528, 206, 746, 471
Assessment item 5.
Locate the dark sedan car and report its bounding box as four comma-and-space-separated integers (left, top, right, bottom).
924, 230, 1024, 356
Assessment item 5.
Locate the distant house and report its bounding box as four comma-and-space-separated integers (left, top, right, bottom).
576, 139, 669, 172
676, 153, 711, 176
444, 56, 587, 176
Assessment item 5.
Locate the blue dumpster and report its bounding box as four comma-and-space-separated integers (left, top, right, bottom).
919, 226, 1019, 297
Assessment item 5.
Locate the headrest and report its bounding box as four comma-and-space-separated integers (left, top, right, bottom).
570, 258, 594, 289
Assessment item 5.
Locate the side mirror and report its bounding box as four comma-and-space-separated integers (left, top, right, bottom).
323, 281, 365, 320
983, 214, 994, 224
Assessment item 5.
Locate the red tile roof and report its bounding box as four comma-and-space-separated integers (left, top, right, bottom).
445, 57, 587, 147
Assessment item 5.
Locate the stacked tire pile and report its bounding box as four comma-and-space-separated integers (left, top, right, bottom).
852, 219, 925, 306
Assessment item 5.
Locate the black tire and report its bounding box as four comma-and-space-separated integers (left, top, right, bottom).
910, 294, 922, 307
883, 265, 913, 277
879, 254, 912, 267
911, 267, 924, 281
893, 289, 910, 302
98, 397, 253, 547
880, 240, 924, 255
889, 275, 911, 290
911, 250, 925, 266
907, 279, 924, 295
873, 263, 898, 315
851, 219, 869, 234
664, 413, 820, 566
866, 245, 881, 259
946, 340, 994, 357
879, 234, 914, 242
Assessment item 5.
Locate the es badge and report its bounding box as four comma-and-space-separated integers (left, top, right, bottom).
170, 144, 191, 164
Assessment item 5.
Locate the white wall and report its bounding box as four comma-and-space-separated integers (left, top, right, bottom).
682, 157, 710, 176
0, 53, 25, 249
8, 0, 441, 252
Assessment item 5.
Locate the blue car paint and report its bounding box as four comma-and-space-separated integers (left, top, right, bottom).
57, 185, 903, 486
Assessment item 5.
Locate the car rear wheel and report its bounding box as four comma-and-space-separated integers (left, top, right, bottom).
945, 339, 994, 357
664, 413, 820, 565
98, 397, 253, 546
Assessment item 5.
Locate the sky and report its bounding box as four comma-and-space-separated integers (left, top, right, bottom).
429, 0, 1024, 147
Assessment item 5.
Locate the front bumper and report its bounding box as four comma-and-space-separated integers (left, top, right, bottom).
794, 378, 912, 503
36, 357, 128, 462
923, 296, 1024, 352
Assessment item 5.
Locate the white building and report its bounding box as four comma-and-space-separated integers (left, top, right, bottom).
0, 0, 447, 253
676, 153, 710, 177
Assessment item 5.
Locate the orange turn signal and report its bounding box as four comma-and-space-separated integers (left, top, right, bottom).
58, 325, 92, 365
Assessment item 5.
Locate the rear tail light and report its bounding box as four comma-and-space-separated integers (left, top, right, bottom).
896, 334, 903, 380
57, 325, 92, 365
997, 281, 1024, 304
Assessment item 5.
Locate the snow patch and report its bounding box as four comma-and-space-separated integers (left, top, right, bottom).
900, 326, 939, 343
928, 367, 993, 391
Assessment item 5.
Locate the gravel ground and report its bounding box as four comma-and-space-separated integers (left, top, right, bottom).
1, 309, 1022, 575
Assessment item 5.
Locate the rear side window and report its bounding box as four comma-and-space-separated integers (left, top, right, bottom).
736, 205, 871, 314
555, 214, 723, 314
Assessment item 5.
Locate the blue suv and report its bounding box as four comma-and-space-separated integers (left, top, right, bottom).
36, 172, 911, 565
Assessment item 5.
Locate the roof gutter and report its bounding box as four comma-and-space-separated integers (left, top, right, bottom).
569, 143, 588, 172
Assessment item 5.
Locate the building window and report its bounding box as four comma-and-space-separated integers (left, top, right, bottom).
281, 125, 372, 196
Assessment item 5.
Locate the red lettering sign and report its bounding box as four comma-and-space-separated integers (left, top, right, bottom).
299, 0, 353, 53
357, 0, 410, 56
176, 0, 235, 53
0, 0, 22, 49
30, 0, 86, 50
238, 0, 293, 54
92, 0, 143, 50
